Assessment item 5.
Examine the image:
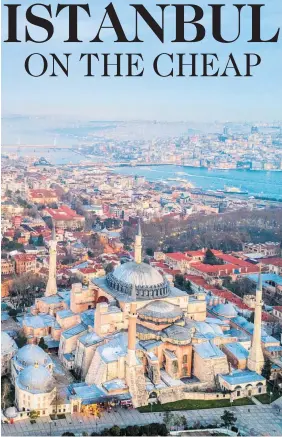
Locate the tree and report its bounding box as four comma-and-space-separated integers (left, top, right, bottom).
10, 273, 46, 309
38, 337, 48, 351
166, 246, 174, 253
203, 249, 224, 265
29, 410, 40, 420
220, 410, 237, 429
37, 234, 44, 246
163, 411, 174, 429
261, 359, 272, 380
15, 332, 27, 348
62, 433, 75, 436
175, 274, 184, 287
173, 415, 182, 430
249, 312, 255, 323
105, 263, 114, 274
146, 248, 154, 256
180, 415, 188, 429
108, 425, 121, 436
1, 377, 12, 410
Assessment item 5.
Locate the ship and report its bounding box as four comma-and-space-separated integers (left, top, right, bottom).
217, 185, 248, 195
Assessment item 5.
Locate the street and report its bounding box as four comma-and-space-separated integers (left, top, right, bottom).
2, 400, 282, 437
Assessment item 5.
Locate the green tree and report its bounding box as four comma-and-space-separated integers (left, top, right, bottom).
175, 274, 184, 287
125, 425, 139, 436
37, 234, 44, 246
38, 337, 48, 351
15, 333, 27, 348
249, 312, 255, 323
62, 433, 75, 436
180, 415, 188, 429
220, 410, 237, 429
203, 249, 224, 265
166, 246, 174, 253
146, 248, 154, 256
29, 410, 40, 420
163, 411, 174, 429
108, 425, 121, 436
105, 263, 114, 274
261, 359, 272, 380
173, 415, 182, 430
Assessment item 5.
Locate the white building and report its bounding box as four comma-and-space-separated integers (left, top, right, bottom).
15, 364, 56, 415
1, 332, 18, 376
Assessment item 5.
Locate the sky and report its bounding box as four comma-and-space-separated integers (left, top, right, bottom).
1, 0, 282, 127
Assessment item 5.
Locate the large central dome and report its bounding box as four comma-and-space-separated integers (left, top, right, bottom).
106, 261, 170, 299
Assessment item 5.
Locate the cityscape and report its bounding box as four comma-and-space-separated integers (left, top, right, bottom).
1, 120, 282, 437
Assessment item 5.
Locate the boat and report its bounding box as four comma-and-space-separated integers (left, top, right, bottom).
217, 185, 248, 195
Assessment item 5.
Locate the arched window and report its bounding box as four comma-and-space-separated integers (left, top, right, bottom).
183, 354, 188, 364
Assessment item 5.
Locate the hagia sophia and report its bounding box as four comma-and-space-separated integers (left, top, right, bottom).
2, 223, 281, 421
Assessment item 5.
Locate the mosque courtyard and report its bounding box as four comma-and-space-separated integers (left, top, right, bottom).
2, 400, 282, 437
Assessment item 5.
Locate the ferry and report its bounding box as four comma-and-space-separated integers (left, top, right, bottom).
217, 185, 248, 195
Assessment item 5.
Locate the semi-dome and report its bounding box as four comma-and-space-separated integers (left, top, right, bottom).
17, 365, 55, 393
138, 300, 183, 321
194, 321, 223, 337
212, 303, 237, 318
106, 261, 170, 299
15, 344, 52, 368
1, 332, 18, 356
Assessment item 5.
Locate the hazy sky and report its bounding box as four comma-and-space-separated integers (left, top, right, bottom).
2, 0, 282, 122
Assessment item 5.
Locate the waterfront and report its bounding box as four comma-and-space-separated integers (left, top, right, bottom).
112, 165, 282, 201
2, 144, 282, 200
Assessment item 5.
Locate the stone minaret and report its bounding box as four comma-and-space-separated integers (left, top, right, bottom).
247, 267, 265, 374
127, 284, 137, 367
45, 226, 57, 297
134, 219, 142, 264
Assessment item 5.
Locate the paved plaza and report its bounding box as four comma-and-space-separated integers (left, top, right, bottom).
2, 400, 282, 437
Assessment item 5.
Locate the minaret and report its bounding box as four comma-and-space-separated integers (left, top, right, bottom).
134, 219, 142, 264
127, 284, 137, 367
247, 266, 265, 374
45, 226, 58, 297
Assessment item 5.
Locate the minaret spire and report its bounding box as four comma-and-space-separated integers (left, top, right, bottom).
134, 218, 142, 264
45, 224, 58, 297
247, 265, 265, 374
127, 283, 137, 367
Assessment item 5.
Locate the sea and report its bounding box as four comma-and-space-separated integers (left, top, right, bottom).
112, 165, 282, 201
2, 146, 282, 200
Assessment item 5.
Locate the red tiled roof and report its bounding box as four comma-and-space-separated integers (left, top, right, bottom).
210, 289, 250, 310
192, 263, 237, 275
45, 205, 84, 221
184, 250, 206, 257
30, 189, 57, 198
14, 254, 36, 262
78, 267, 97, 274
166, 252, 191, 262
273, 306, 282, 312
161, 268, 181, 275
185, 275, 215, 290
261, 258, 282, 267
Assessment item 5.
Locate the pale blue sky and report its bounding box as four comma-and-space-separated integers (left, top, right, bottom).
2, 0, 282, 122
